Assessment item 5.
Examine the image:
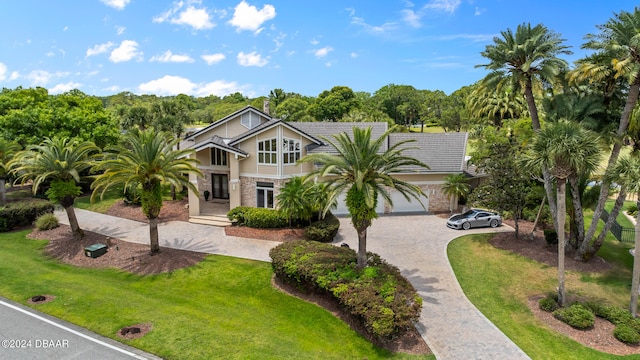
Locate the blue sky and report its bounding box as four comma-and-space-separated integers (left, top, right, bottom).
0, 1, 631, 98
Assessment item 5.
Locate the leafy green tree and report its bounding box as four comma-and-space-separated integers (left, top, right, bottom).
10, 137, 99, 239
308, 86, 361, 122
276, 176, 315, 226
0, 139, 21, 205
606, 155, 640, 316
120, 105, 152, 130
91, 129, 201, 255
526, 120, 601, 306
442, 174, 470, 213
477, 23, 572, 231
300, 126, 429, 268
276, 96, 311, 122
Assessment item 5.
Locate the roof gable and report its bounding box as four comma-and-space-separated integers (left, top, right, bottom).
228, 119, 324, 146
184, 105, 272, 141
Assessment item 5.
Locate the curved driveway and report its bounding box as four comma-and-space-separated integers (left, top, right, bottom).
56, 209, 530, 359
335, 215, 529, 360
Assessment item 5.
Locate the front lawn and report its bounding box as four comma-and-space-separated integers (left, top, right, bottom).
449, 232, 637, 359
0, 230, 431, 359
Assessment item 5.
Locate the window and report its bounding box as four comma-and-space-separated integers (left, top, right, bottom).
258, 138, 277, 165
241, 112, 261, 129
256, 182, 274, 208
283, 138, 301, 165
211, 148, 227, 166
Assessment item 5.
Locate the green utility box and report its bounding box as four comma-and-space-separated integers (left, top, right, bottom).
85, 243, 108, 258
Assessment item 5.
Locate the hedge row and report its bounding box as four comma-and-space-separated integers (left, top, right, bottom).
227, 206, 288, 228
0, 199, 55, 232
270, 240, 422, 339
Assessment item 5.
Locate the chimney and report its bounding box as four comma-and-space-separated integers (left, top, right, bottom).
263, 100, 270, 115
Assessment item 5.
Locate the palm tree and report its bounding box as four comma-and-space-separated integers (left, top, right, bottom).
577, 8, 640, 260
442, 173, 470, 213
9, 137, 98, 240
606, 155, 640, 316
300, 126, 429, 268
0, 139, 21, 205
91, 128, 201, 255
527, 120, 601, 306
478, 23, 572, 232
276, 176, 314, 226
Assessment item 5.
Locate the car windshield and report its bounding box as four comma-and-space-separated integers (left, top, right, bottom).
461, 210, 478, 217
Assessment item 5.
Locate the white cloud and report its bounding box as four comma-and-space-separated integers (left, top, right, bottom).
103, 85, 121, 93
228, 0, 276, 34
474, 6, 486, 16
313, 46, 333, 58
0, 63, 6, 81
423, 0, 461, 14
154, 2, 215, 30
26, 70, 69, 86
201, 53, 225, 65
109, 40, 142, 63
351, 17, 397, 34
116, 26, 126, 35
100, 0, 131, 10
150, 50, 195, 63
401, 9, 421, 28
9, 71, 19, 81
87, 42, 114, 57
237, 51, 268, 67
350, 52, 359, 58
46, 51, 55, 57
137, 75, 245, 97
50, 82, 82, 94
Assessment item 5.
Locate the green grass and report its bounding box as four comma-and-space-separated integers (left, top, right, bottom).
449, 233, 639, 359
0, 230, 431, 359
75, 187, 121, 213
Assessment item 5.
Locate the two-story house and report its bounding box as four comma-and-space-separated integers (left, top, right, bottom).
182, 105, 469, 220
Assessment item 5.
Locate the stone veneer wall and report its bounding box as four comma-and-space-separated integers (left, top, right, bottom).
239, 176, 288, 207
196, 171, 230, 199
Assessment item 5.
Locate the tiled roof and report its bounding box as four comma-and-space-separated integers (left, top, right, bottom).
292, 122, 389, 153
388, 132, 468, 173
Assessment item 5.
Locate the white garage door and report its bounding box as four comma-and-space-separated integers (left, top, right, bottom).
333, 192, 385, 215
388, 190, 429, 214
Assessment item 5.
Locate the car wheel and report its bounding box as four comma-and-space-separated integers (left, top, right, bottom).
490, 219, 499, 228
462, 222, 470, 230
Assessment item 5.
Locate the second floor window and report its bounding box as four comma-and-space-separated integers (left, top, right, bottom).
283, 138, 301, 164
211, 148, 227, 166
258, 138, 277, 164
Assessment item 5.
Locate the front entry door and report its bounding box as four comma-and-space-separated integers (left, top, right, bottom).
211, 174, 229, 199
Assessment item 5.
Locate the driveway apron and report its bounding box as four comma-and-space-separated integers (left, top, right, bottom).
56, 209, 530, 359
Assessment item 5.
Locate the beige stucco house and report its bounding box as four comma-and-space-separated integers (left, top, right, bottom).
182, 105, 470, 220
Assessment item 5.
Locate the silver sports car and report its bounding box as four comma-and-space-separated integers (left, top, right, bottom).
446, 209, 502, 230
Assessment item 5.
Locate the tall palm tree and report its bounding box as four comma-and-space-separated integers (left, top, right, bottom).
477, 22, 572, 232
442, 173, 470, 213
0, 139, 21, 205
606, 155, 640, 316
577, 8, 640, 260
9, 137, 98, 240
91, 128, 201, 255
300, 126, 429, 268
527, 120, 601, 306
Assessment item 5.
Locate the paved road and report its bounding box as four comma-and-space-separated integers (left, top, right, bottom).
0, 297, 161, 360
55, 208, 531, 360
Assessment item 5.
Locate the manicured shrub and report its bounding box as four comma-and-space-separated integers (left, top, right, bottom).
596, 304, 633, 325
227, 206, 251, 225
626, 204, 638, 217
244, 208, 288, 228
304, 213, 340, 242
543, 229, 558, 246
614, 323, 640, 344
539, 296, 558, 312
122, 184, 142, 205
0, 199, 55, 232
34, 213, 59, 230
270, 240, 422, 339
553, 304, 594, 329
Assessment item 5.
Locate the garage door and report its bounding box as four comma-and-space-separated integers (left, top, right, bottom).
388, 190, 428, 214
333, 192, 385, 216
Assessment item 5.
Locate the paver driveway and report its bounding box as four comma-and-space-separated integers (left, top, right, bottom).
335, 215, 530, 360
